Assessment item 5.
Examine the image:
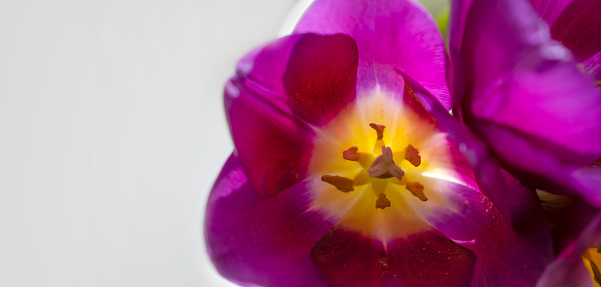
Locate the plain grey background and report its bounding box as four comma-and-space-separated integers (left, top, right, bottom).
1, 0, 446, 286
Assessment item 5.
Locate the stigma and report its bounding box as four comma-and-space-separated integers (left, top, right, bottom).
368, 146, 404, 180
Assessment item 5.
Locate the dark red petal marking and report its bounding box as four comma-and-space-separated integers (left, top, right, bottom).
227, 82, 313, 199
226, 34, 359, 199
283, 34, 358, 126
311, 228, 476, 287
550, 0, 601, 62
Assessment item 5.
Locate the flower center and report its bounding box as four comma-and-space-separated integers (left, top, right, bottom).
307, 89, 461, 241
320, 123, 427, 209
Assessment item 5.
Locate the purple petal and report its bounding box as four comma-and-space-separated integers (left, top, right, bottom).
205, 154, 333, 287
536, 212, 601, 287
582, 50, 601, 81
569, 166, 601, 208
448, 0, 474, 110
311, 228, 476, 287
428, 180, 553, 286
468, 64, 601, 161
226, 33, 359, 198
527, 0, 575, 24
283, 33, 358, 125
399, 69, 513, 222
294, 0, 450, 108
529, 0, 601, 63
452, 0, 601, 194
400, 71, 554, 285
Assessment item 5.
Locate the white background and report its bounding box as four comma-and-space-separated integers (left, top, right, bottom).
1, 0, 445, 286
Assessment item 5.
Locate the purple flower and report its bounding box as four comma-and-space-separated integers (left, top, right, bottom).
445, 0, 601, 284
204, 0, 553, 286
448, 0, 601, 206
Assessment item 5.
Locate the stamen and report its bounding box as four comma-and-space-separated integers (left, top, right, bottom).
591, 260, 601, 285
596, 81, 601, 87
321, 175, 354, 192
367, 146, 404, 181
406, 181, 428, 201
343, 146, 360, 161
369, 123, 385, 140
404, 144, 421, 167
597, 243, 601, 253
376, 193, 391, 209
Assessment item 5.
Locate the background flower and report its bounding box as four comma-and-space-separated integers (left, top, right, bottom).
448, 0, 601, 285
448, 0, 601, 207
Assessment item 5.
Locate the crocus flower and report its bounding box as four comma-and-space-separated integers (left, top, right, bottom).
205, 0, 553, 286
447, 0, 601, 205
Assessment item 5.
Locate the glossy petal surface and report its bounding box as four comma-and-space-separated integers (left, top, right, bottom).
401, 71, 554, 286
448, 0, 474, 110
452, 0, 601, 195
583, 51, 601, 81
311, 228, 475, 287
529, 0, 601, 63
283, 34, 358, 125
225, 33, 358, 198
294, 0, 450, 108
205, 154, 333, 287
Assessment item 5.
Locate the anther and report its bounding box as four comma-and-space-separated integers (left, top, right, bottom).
404, 144, 421, 167
343, 146, 360, 161
376, 193, 391, 209
321, 175, 354, 192
406, 181, 428, 201
367, 146, 404, 181
369, 123, 385, 140
597, 243, 601, 253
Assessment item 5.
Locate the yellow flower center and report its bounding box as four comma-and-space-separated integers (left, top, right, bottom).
583, 247, 601, 287
307, 88, 464, 241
